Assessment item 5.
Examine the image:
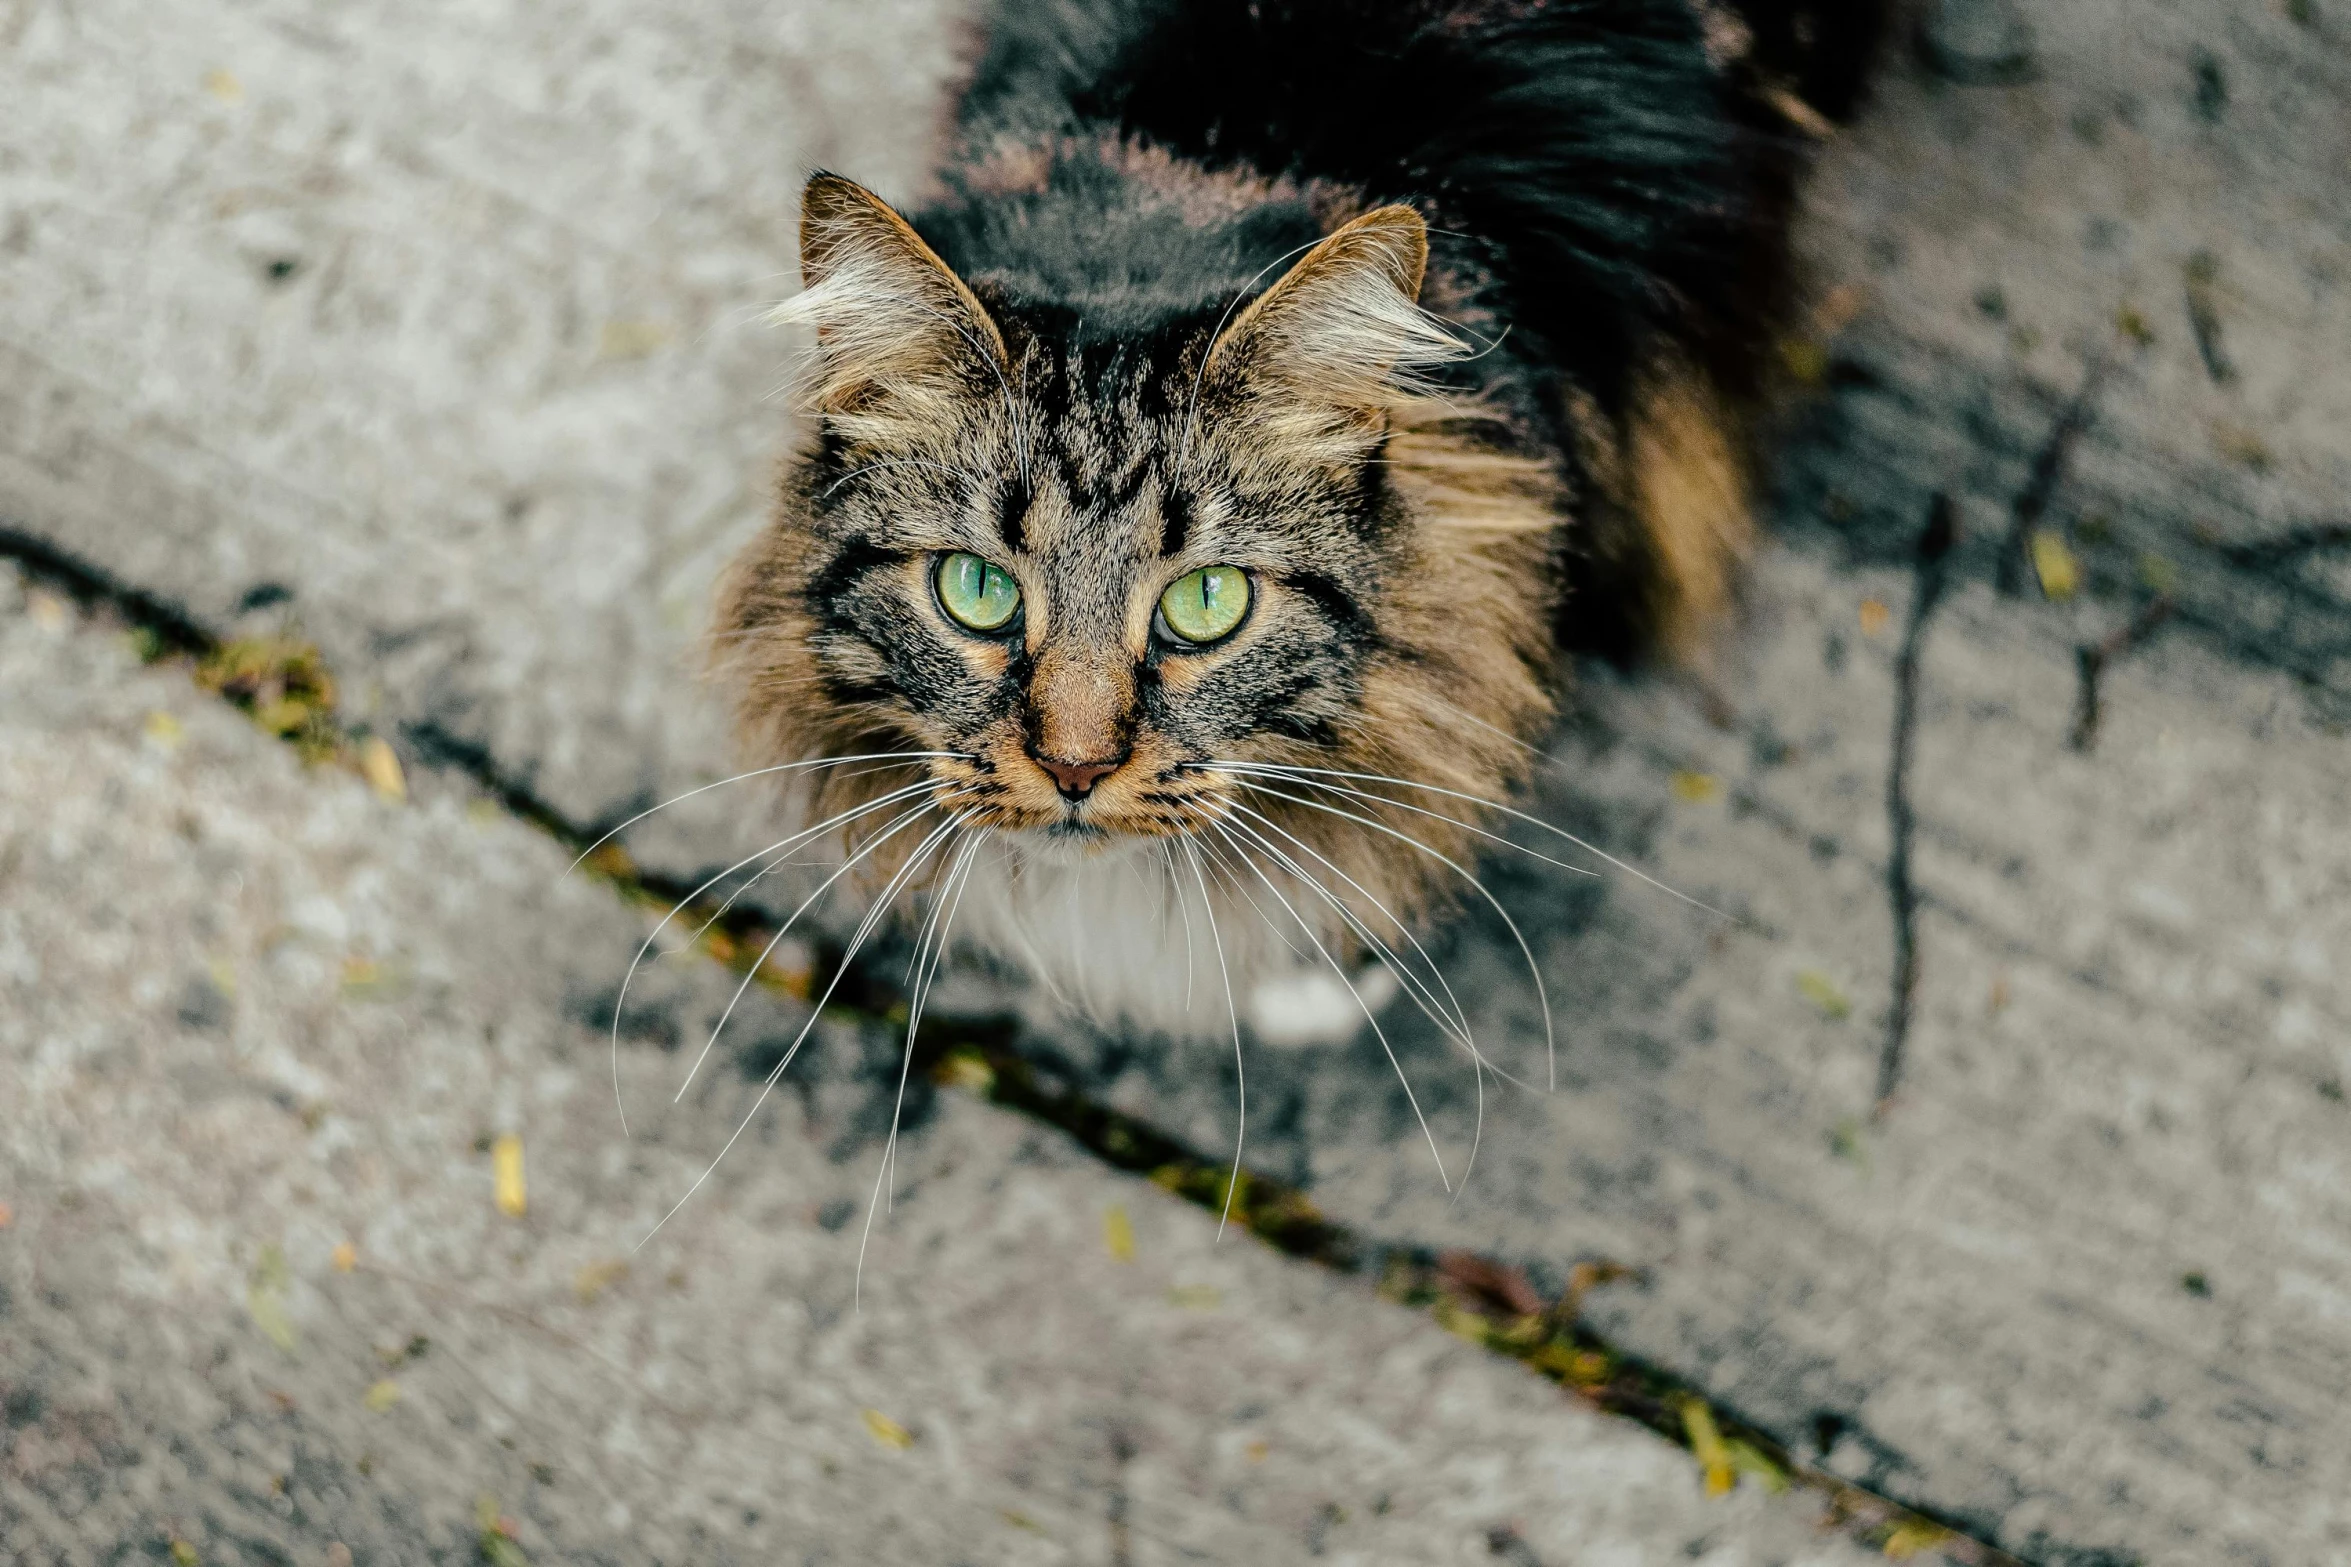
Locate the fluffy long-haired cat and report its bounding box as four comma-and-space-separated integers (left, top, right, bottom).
710, 0, 1885, 1061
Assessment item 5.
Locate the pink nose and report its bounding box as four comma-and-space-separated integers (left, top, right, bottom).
1032, 752, 1123, 799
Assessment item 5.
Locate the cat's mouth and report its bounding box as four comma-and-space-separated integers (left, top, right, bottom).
938, 729, 1220, 846
995, 791, 1189, 858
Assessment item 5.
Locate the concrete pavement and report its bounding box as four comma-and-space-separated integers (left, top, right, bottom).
0, 565, 1885, 1564
4, 0, 2349, 1559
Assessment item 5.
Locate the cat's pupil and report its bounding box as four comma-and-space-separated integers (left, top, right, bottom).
936, 551, 1020, 632
1159, 565, 1251, 645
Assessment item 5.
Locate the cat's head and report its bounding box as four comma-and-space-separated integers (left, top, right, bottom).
720, 173, 1557, 923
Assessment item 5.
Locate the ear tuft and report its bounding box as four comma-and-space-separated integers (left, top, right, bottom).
1208, 205, 1470, 417
772, 173, 1006, 426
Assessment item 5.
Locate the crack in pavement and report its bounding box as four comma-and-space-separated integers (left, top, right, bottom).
1880, 361, 2122, 1114
0, 527, 216, 656
1877, 495, 1958, 1114
1992, 362, 2108, 599
0, 527, 2036, 1567
2069, 596, 2178, 753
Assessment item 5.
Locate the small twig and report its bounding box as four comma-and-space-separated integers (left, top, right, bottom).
1878, 495, 1960, 1115
2069, 597, 2176, 752
1995, 364, 2105, 596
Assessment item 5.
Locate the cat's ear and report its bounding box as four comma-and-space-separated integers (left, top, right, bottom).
775, 173, 1007, 425
1207, 205, 1468, 422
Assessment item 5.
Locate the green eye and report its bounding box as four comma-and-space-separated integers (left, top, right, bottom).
934, 552, 1021, 632
1157, 565, 1251, 645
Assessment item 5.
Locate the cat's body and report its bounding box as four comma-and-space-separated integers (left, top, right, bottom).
717, 0, 1883, 1040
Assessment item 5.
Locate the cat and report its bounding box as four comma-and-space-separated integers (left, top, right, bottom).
712, 0, 1886, 1050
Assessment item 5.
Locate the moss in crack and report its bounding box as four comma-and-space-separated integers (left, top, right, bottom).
195, 634, 340, 760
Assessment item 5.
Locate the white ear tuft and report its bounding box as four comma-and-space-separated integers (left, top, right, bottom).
1208, 205, 1471, 416
771, 173, 1006, 429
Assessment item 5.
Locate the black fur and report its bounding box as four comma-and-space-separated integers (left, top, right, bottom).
947, 0, 1879, 418
913, 0, 1884, 657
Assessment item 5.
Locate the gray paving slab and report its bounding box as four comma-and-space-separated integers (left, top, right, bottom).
0, 574, 1884, 1566
5, 1, 2350, 1563
1782, 0, 2351, 709
0, 0, 964, 864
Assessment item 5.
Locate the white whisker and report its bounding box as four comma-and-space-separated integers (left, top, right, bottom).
887, 831, 986, 1208
1399, 687, 1549, 761
1173, 234, 1330, 480
1200, 760, 1721, 918
608, 776, 944, 1136
567, 751, 962, 873
1202, 819, 1451, 1193
632, 808, 973, 1256
1174, 833, 1244, 1238
1194, 828, 1315, 964
1207, 763, 1597, 880
1218, 776, 1558, 1094
1015, 350, 1034, 489
1216, 803, 1468, 1033
1208, 804, 1493, 1198
821, 459, 982, 500
857, 827, 989, 1308
1218, 800, 1534, 1100
1152, 841, 1199, 1016
672, 793, 966, 1105
672, 771, 947, 950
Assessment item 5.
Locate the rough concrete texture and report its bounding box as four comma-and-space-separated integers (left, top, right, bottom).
0, 0, 965, 861
5, 0, 2350, 1563
1785, 0, 2350, 698
0, 578, 1884, 1565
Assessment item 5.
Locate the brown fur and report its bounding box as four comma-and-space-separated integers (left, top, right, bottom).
1557, 355, 1756, 662
716, 185, 1570, 952
1625, 361, 1754, 662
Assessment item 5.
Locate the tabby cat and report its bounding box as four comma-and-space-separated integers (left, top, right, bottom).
714, 0, 1885, 1045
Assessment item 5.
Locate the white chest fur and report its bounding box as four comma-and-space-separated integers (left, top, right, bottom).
949, 834, 1395, 1046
